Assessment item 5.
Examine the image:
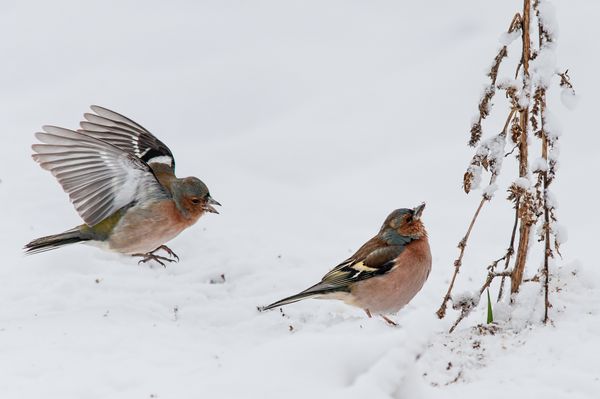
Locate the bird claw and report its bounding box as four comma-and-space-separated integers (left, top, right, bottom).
134, 253, 177, 268
132, 246, 179, 268
153, 245, 179, 262
381, 315, 398, 327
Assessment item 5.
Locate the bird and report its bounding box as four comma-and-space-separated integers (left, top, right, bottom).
261, 204, 431, 325
24, 105, 220, 266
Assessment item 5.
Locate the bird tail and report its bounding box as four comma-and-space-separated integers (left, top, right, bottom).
24, 227, 88, 255
260, 282, 347, 311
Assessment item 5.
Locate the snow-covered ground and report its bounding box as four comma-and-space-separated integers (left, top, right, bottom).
1, 1, 599, 398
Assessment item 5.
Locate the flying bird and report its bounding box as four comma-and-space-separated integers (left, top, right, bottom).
25, 106, 220, 265
261, 204, 431, 325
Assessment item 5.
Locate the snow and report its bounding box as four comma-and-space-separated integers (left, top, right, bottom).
482, 183, 498, 199
1, 1, 599, 398
561, 87, 578, 110
497, 77, 520, 90
531, 43, 558, 88
514, 177, 532, 189
499, 31, 521, 46
531, 157, 548, 172
452, 291, 481, 311
546, 188, 559, 210
554, 223, 569, 245
538, 0, 560, 39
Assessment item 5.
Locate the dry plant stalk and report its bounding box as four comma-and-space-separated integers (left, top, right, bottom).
436, 0, 574, 330
510, 0, 532, 295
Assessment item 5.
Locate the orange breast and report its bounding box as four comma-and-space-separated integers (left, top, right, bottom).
348, 238, 432, 314
107, 200, 198, 254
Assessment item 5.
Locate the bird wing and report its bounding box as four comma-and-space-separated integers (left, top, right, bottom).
320, 236, 415, 288
77, 105, 176, 169
261, 235, 417, 311
32, 126, 168, 227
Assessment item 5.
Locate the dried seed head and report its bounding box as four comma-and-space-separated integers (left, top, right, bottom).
463, 171, 474, 194
510, 115, 522, 144
469, 122, 483, 147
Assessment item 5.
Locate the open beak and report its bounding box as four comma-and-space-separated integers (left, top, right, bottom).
204, 196, 221, 214
412, 202, 426, 220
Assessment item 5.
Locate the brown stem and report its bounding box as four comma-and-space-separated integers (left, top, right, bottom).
538, 14, 552, 324
436, 192, 489, 319
511, 0, 532, 295
439, 106, 517, 318
497, 200, 520, 301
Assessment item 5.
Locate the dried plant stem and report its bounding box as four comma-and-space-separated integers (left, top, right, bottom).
436, 192, 488, 319
541, 98, 552, 323
538, 26, 552, 325
497, 201, 520, 301
437, 107, 517, 319
449, 271, 512, 333
441, 0, 572, 332
542, 147, 551, 318
510, 0, 532, 295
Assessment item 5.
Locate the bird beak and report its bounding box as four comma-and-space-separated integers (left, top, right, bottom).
412, 202, 426, 220
204, 196, 221, 214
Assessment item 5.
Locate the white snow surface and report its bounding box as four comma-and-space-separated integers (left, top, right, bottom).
1, 1, 599, 398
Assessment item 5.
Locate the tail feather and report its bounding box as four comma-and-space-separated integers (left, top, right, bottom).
260, 282, 347, 311
24, 228, 88, 255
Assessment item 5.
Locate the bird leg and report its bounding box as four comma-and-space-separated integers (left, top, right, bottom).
132, 246, 179, 268
380, 315, 398, 327
364, 309, 372, 318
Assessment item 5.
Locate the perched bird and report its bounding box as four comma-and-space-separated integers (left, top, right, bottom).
24, 106, 220, 265
261, 204, 431, 325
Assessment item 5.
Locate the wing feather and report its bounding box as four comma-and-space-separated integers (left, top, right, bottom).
32, 126, 167, 227
77, 105, 175, 168
319, 237, 414, 289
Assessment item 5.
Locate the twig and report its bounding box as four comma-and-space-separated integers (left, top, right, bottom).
537, 14, 552, 324
504, 144, 519, 158
436, 190, 489, 319
438, 104, 518, 319
449, 271, 512, 333
468, 15, 522, 147
497, 201, 520, 301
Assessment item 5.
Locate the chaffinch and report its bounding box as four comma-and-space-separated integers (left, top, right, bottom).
24, 106, 220, 266
261, 204, 431, 325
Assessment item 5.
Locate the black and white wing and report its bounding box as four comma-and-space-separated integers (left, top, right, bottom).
78, 105, 175, 169
32, 126, 168, 227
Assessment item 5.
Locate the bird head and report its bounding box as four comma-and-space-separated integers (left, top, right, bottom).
173, 177, 220, 220
380, 203, 427, 239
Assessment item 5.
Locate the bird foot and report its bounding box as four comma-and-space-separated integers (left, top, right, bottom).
132, 249, 178, 268
381, 315, 398, 327
152, 245, 180, 262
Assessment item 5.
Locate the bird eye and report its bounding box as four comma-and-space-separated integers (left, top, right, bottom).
191, 198, 201, 204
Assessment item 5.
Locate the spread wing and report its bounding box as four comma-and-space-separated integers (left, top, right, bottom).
32, 126, 168, 227
77, 105, 175, 169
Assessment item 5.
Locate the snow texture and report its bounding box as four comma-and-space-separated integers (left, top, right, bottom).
514, 177, 532, 189
531, 43, 558, 88
561, 87, 578, 110
554, 223, 569, 245
531, 157, 549, 172
482, 183, 498, 199
1, 1, 598, 398
538, 0, 560, 39
499, 31, 521, 46
546, 188, 559, 210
